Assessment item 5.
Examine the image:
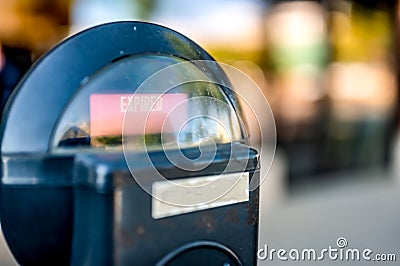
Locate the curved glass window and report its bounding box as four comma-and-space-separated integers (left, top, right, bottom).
51, 54, 244, 153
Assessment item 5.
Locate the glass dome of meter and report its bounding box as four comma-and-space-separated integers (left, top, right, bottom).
51, 54, 245, 153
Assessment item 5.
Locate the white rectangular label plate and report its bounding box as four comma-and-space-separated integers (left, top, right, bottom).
152, 172, 249, 219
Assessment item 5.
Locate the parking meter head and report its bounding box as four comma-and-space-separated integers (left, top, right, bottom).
0, 21, 258, 266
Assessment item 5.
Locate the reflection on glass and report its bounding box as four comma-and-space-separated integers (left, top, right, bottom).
52, 54, 243, 153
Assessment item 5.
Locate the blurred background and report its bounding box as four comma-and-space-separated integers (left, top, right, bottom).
0, 0, 399, 265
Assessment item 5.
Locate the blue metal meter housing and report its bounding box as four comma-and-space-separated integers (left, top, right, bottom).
0, 21, 259, 266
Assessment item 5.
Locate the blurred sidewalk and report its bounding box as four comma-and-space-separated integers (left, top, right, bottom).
0, 225, 16, 265
258, 147, 400, 265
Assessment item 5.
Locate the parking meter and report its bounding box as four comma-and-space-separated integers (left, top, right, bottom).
0, 22, 260, 265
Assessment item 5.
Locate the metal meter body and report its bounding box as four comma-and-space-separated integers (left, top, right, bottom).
0, 22, 259, 266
